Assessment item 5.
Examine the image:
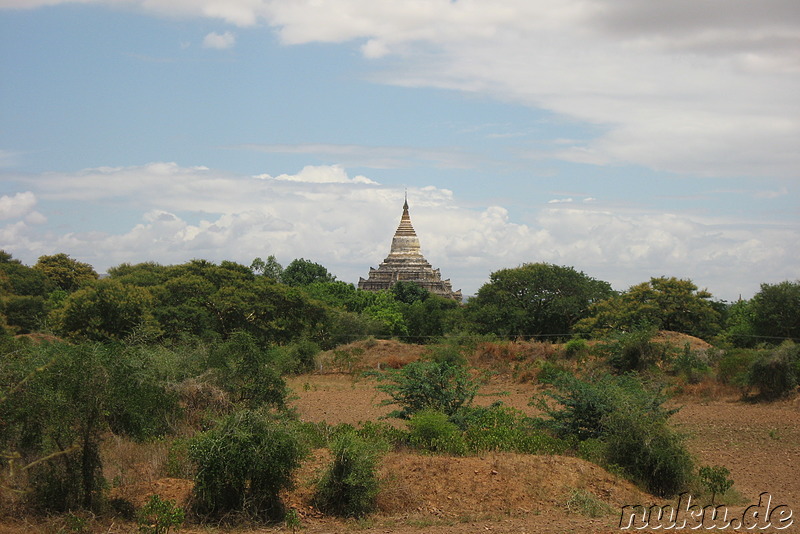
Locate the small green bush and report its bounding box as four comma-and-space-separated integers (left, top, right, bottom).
671, 344, 710, 384
600, 328, 667, 373
564, 338, 589, 359
137, 494, 184, 534
454, 404, 567, 455
698, 465, 734, 505
314, 431, 383, 518
188, 410, 306, 521
407, 409, 466, 454
372, 359, 478, 419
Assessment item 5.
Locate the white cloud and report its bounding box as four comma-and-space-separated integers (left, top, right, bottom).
0, 191, 37, 220
2, 163, 797, 301
255, 164, 378, 184
202, 31, 236, 49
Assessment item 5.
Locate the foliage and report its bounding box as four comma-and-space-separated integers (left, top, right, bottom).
747, 342, 799, 400
538, 372, 692, 497
576, 277, 721, 340
50, 279, 160, 342
717, 348, 759, 389
34, 253, 98, 292
749, 280, 800, 343
1, 341, 181, 512
603, 402, 694, 497
596, 327, 671, 373
390, 281, 429, 304
719, 299, 758, 348
137, 494, 185, 534
407, 409, 466, 454
250, 255, 283, 281
454, 403, 567, 455
564, 338, 589, 359
313, 431, 383, 517
188, 410, 306, 521
372, 359, 478, 419
698, 465, 734, 505
207, 331, 287, 409
275, 338, 320, 374
670, 343, 711, 384
282, 258, 335, 286
362, 291, 408, 338
467, 263, 613, 340
402, 295, 459, 344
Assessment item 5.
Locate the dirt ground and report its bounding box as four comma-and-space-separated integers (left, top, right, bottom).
3, 337, 799, 533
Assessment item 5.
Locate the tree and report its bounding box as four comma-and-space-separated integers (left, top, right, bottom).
34, 253, 98, 292
282, 258, 335, 286
575, 277, 721, 340
50, 279, 159, 342
467, 263, 613, 340
391, 281, 429, 305
749, 280, 800, 343
250, 255, 283, 281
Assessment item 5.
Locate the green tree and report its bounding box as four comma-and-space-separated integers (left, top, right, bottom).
467, 263, 613, 340
250, 255, 283, 281
576, 277, 721, 340
34, 253, 98, 292
391, 281, 429, 304
749, 280, 800, 343
51, 279, 160, 342
282, 258, 335, 286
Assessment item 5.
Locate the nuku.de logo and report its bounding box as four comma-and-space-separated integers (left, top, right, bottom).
619, 492, 793, 530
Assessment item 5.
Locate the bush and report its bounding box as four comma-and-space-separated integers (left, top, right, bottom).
137, 494, 184, 534
372, 359, 478, 419
564, 338, 589, 359
276, 338, 320, 374
538, 372, 693, 497
604, 408, 694, 497
455, 403, 567, 455
717, 348, 758, 389
698, 465, 734, 505
314, 431, 383, 518
188, 410, 306, 521
602, 328, 669, 373
748, 342, 799, 400
407, 409, 465, 454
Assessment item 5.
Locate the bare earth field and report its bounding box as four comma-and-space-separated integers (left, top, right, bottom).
2, 338, 799, 533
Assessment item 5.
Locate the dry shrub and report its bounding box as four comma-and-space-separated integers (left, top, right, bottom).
102, 435, 170, 490
169, 376, 231, 431
383, 354, 413, 369
670, 377, 739, 402
376, 473, 418, 514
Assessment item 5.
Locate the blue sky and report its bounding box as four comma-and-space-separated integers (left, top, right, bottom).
1, 0, 798, 300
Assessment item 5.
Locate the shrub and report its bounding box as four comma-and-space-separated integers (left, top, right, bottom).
748, 342, 799, 400
188, 410, 306, 521
698, 465, 734, 505
538, 372, 693, 497
717, 348, 758, 389
454, 403, 567, 455
407, 409, 465, 454
564, 338, 589, 359
604, 408, 694, 497
277, 338, 320, 374
314, 431, 383, 517
599, 328, 667, 373
137, 494, 184, 534
670, 344, 710, 385
372, 359, 478, 419
208, 332, 287, 409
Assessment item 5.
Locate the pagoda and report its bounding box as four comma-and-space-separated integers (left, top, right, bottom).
358, 197, 462, 301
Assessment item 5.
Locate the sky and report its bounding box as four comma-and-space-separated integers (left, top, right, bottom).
0, 0, 798, 301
